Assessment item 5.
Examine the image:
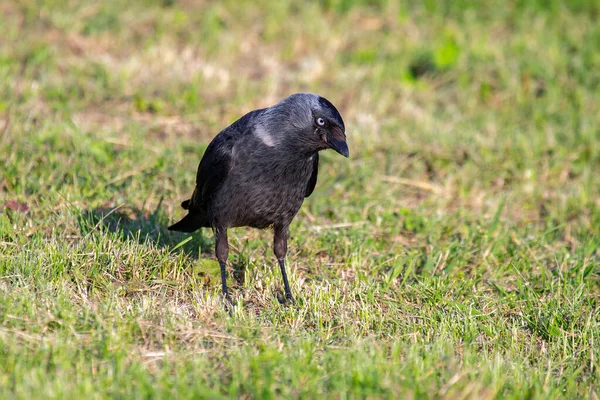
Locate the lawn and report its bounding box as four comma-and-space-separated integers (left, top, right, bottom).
1, 0, 599, 398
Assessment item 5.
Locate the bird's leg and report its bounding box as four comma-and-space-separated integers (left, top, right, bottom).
274, 225, 293, 303
215, 227, 232, 308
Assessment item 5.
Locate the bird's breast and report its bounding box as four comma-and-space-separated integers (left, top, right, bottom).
213, 155, 314, 228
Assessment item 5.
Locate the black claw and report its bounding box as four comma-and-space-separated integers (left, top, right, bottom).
276, 291, 294, 305
223, 293, 234, 314
284, 293, 294, 304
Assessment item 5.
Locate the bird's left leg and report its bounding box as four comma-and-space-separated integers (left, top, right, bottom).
273, 225, 293, 302
215, 227, 232, 309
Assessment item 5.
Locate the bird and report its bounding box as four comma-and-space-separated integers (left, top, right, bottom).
168, 93, 349, 306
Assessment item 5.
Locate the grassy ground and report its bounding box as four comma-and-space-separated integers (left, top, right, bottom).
1, 0, 599, 398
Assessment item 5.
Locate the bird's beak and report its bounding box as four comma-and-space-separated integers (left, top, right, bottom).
326, 126, 349, 158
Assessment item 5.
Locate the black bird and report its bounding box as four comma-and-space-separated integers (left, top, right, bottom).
169, 93, 349, 305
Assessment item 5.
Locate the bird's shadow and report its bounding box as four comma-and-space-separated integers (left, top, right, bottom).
77, 201, 248, 285
78, 201, 211, 260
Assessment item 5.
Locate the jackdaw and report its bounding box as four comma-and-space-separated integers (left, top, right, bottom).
168, 93, 349, 305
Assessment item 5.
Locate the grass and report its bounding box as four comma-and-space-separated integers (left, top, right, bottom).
1, 0, 599, 398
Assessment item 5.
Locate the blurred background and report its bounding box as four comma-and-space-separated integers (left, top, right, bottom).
2, 0, 599, 225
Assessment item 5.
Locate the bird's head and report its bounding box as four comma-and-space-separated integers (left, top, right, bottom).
309, 95, 349, 158
268, 93, 349, 158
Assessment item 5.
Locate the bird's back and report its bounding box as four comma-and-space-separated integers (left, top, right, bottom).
169, 107, 318, 232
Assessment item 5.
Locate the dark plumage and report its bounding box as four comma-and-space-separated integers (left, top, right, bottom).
169, 93, 349, 305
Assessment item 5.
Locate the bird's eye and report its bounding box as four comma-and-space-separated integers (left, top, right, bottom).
316, 117, 325, 126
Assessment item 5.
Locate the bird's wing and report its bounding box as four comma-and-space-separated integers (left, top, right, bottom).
191, 138, 233, 208
187, 112, 257, 210
305, 153, 319, 197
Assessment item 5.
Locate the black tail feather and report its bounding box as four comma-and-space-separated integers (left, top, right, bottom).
181, 199, 191, 210
168, 212, 207, 232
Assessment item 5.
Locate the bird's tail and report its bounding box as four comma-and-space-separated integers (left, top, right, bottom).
168, 211, 209, 232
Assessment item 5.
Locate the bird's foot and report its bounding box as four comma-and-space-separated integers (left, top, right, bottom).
222, 292, 234, 315
276, 291, 295, 305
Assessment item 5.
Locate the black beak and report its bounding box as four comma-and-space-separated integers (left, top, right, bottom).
327, 126, 349, 158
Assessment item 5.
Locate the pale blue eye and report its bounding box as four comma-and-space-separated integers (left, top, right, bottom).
316, 117, 325, 126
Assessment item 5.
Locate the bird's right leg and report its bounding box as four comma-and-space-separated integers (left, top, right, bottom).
215, 227, 232, 308
274, 225, 293, 303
